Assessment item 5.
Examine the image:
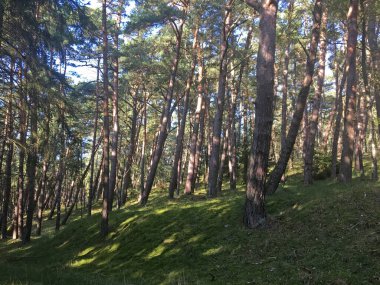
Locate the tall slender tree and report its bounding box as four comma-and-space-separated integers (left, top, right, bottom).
243, 0, 278, 228
266, 0, 323, 194
303, 5, 328, 185
139, 3, 187, 205
339, 0, 359, 183
101, 0, 110, 237
208, 0, 233, 197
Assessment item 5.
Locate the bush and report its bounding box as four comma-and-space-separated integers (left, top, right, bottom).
313, 151, 333, 180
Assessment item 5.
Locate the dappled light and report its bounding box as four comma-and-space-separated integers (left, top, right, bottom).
0, 0, 379, 283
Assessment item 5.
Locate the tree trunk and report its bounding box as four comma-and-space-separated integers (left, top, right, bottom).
369, 114, 378, 180
281, 1, 294, 155
139, 19, 185, 205
15, 72, 27, 239
22, 88, 38, 243
109, 2, 122, 211
184, 39, 204, 194
101, 0, 110, 237
62, 156, 94, 226
208, 0, 232, 197
304, 6, 327, 185
217, 127, 228, 193
169, 27, 198, 198
331, 62, 347, 179
120, 89, 139, 206
36, 160, 48, 236
228, 27, 253, 192
140, 92, 147, 198
244, 0, 278, 228
55, 114, 65, 231
356, 0, 370, 178
338, 0, 359, 183
1, 58, 14, 239
265, 0, 323, 195
88, 58, 100, 216
367, 0, 380, 136
323, 45, 340, 151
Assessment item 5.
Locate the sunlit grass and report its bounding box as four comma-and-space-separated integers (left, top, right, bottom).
0, 167, 379, 284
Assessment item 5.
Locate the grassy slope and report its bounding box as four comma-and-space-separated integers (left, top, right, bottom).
0, 174, 379, 285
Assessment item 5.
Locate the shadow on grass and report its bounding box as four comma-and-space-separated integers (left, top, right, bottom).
0, 176, 379, 285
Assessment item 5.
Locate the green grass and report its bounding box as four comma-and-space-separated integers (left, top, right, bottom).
0, 173, 379, 284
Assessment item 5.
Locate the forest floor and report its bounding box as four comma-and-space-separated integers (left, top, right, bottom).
0, 169, 379, 284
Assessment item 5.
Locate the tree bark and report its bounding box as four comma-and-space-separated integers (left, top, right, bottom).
331, 61, 347, 179
355, 0, 370, 178
1, 58, 14, 239
169, 27, 198, 198
367, 0, 380, 135
139, 18, 185, 205
228, 26, 253, 191
281, 1, 294, 156
62, 152, 95, 226
88, 58, 100, 216
101, 0, 110, 237
109, 1, 122, 211
120, 88, 139, 206
22, 87, 38, 243
322, 45, 340, 152
184, 42, 204, 194
338, 0, 359, 183
369, 113, 378, 180
208, 0, 232, 197
55, 113, 65, 231
303, 6, 327, 185
244, 0, 278, 228
217, 127, 228, 193
140, 91, 147, 198
265, 0, 323, 195
15, 68, 27, 239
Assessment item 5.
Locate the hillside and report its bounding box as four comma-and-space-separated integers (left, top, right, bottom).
1, 175, 379, 285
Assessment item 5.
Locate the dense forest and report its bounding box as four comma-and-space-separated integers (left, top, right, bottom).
0, 0, 379, 283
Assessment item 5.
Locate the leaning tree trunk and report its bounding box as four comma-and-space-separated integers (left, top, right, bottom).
338, 0, 359, 183
303, 6, 327, 185
62, 152, 95, 226
169, 27, 198, 198
139, 18, 185, 206
265, 0, 323, 195
243, 0, 278, 228
208, 0, 232, 197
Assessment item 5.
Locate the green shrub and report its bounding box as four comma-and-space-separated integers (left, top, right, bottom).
313, 151, 333, 180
